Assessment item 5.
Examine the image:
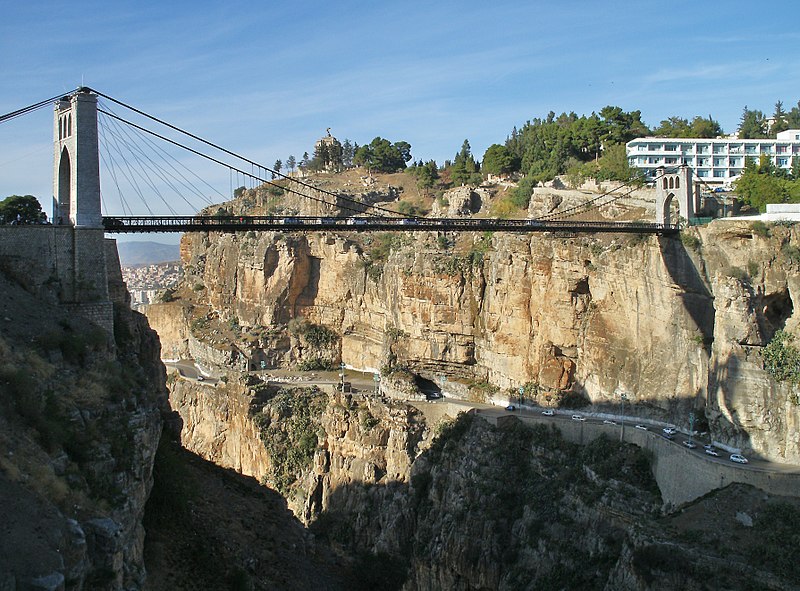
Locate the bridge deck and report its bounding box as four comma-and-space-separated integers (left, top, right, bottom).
103, 215, 680, 235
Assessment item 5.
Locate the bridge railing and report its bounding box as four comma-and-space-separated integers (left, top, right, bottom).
102, 215, 681, 234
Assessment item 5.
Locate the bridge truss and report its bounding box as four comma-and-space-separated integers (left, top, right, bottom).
103, 215, 679, 235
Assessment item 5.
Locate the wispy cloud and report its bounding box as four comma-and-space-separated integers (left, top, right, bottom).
644, 61, 780, 85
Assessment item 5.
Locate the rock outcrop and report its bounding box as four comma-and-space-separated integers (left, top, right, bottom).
0, 266, 167, 589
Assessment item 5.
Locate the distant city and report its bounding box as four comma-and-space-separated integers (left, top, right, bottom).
122, 262, 182, 309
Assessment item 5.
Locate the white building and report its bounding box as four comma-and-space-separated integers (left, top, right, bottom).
626, 129, 800, 185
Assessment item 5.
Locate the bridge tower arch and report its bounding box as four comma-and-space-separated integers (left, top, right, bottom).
53, 89, 102, 227
655, 165, 694, 226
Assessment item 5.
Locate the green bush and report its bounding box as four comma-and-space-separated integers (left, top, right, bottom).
726, 266, 748, 282
680, 232, 701, 252
751, 220, 770, 237
763, 330, 800, 387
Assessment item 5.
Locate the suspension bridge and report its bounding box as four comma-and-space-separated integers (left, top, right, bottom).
2, 88, 683, 235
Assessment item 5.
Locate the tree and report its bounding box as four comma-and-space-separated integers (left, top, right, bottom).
689, 115, 723, 138
409, 160, 439, 192
300, 152, 310, 173
772, 101, 789, 136
653, 117, 691, 138
481, 144, 519, 177
0, 195, 46, 224
342, 139, 354, 168
286, 155, 296, 173
353, 137, 412, 173
450, 139, 482, 186
272, 159, 282, 179
734, 155, 791, 211
585, 144, 637, 183
787, 100, 800, 129
599, 106, 650, 145
738, 106, 769, 139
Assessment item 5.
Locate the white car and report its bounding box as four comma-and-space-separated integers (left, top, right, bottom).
730, 453, 748, 464
541, 410, 554, 416
634, 425, 648, 431
662, 427, 677, 435
571, 414, 585, 421
682, 440, 697, 449
704, 447, 720, 457
603, 420, 617, 425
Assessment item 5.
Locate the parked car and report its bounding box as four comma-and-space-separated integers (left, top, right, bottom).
541, 410, 554, 416
571, 414, 585, 421
682, 440, 697, 449
704, 447, 720, 457
506, 405, 516, 411
730, 453, 749, 464
661, 432, 675, 440
635, 425, 648, 431
603, 420, 617, 425
662, 427, 677, 435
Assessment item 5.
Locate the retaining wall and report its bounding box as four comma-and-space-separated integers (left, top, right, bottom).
0, 225, 115, 332
493, 413, 800, 508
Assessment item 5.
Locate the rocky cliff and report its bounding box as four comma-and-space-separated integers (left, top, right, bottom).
148, 202, 800, 462
0, 268, 167, 589
163, 375, 800, 590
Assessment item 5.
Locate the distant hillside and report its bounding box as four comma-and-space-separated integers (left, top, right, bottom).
117, 241, 180, 267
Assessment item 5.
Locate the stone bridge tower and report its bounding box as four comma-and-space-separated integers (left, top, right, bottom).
655, 165, 695, 226
53, 89, 102, 227
50, 89, 113, 331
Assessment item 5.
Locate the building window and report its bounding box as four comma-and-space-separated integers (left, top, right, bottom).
664, 144, 676, 151
697, 144, 710, 154
698, 170, 709, 177
778, 158, 789, 167
713, 145, 726, 154
648, 145, 661, 152
713, 170, 725, 178
761, 145, 774, 154
777, 145, 788, 153
665, 157, 677, 164
713, 158, 725, 167
745, 145, 757, 154
730, 158, 742, 167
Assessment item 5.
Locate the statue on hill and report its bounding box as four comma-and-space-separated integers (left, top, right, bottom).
312, 129, 343, 173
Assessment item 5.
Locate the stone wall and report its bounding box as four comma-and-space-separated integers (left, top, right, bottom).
495, 413, 800, 508
0, 226, 114, 332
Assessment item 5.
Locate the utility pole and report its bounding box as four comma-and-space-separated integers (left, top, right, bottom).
620, 393, 628, 442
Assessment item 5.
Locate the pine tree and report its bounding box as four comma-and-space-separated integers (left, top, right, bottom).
772, 101, 789, 136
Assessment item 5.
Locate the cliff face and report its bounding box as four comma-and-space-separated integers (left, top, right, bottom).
164, 377, 799, 591
0, 270, 167, 589
149, 217, 800, 462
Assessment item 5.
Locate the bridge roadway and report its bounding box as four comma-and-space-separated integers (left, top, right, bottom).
102, 215, 680, 234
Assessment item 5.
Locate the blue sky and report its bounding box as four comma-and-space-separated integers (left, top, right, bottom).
2, 0, 799, 231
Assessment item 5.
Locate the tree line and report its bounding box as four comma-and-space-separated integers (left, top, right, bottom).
263, 97, 800, 213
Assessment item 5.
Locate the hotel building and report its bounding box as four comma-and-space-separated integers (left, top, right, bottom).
626, 129, 800, 185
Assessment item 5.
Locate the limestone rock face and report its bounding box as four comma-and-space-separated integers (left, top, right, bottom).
148, 221, 800, 463
430, 186, 489, 217
168, 377, 272, 480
